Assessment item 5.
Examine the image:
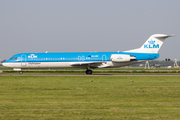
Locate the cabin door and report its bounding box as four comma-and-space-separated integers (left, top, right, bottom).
21, 54, 26, 67
102, 55, 106, 63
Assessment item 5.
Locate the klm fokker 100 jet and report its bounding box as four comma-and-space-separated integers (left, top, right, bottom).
3, 34, 175, 74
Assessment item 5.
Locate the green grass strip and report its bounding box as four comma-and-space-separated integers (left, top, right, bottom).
0, 76, 180, 119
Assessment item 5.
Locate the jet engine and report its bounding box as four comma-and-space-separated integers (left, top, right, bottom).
111, 54, 136, 62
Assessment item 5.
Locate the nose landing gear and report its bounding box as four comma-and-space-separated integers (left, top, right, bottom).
86, 69, 92, 74
19, 71, 23, 74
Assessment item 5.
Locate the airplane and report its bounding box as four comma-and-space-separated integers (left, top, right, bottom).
2, 34, 175, 74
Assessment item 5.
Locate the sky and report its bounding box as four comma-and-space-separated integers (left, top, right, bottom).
0, 0, 180, 61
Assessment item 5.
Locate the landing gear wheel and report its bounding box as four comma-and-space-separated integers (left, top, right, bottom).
19, 71, 23, 75
86, 70, 92, 75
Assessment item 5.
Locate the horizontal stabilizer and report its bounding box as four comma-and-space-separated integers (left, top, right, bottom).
154, 34, 176, 38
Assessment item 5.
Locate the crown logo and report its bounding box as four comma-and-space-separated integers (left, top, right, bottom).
148, 40, 155, 44
28, 54, 37, 58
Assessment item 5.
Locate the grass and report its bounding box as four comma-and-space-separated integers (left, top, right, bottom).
0, 76, 180, 119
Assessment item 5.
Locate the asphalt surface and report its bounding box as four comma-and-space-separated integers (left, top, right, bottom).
1, 74, 180, 76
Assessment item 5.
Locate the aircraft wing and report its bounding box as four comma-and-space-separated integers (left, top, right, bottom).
70, 61, 102, 66
70, 61, 110, 68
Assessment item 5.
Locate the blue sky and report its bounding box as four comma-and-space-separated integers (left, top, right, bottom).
0, 0, 180, 60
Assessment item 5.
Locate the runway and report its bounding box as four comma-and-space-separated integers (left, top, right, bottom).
1, 74, 180, 76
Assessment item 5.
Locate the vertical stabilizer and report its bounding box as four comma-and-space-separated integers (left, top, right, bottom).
125, 34, 175, 53
138, 34, 175, 53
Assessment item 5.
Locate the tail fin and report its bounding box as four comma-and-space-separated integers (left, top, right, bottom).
125, 34, 175, 53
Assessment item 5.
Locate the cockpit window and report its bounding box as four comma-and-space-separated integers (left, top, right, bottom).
10, 57, 17, 60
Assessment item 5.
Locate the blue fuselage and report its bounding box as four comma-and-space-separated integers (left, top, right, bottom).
4, 52, 159, 63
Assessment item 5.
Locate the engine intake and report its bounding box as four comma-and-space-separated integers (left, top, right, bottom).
111, 54, 136, 62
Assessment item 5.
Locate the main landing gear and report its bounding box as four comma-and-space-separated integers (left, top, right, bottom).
86, 69, 92, 74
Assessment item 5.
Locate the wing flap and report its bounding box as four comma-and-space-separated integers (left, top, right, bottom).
70, 61, 102, 66
70, 61, 110, 68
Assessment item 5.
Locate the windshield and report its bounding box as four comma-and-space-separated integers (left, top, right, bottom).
10, 57, 17, 60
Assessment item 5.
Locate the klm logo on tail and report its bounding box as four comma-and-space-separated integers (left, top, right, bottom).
144, 40, 159, 49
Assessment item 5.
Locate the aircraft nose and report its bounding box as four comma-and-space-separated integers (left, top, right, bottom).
2, 62, 6, 67
2, 62, 14, 68
2, 62, 8, 67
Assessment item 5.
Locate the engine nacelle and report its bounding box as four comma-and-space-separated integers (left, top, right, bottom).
111, 54, 136, 62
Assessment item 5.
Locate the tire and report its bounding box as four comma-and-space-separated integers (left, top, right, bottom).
86, 70, 92, 74
19, 71, 23, 74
